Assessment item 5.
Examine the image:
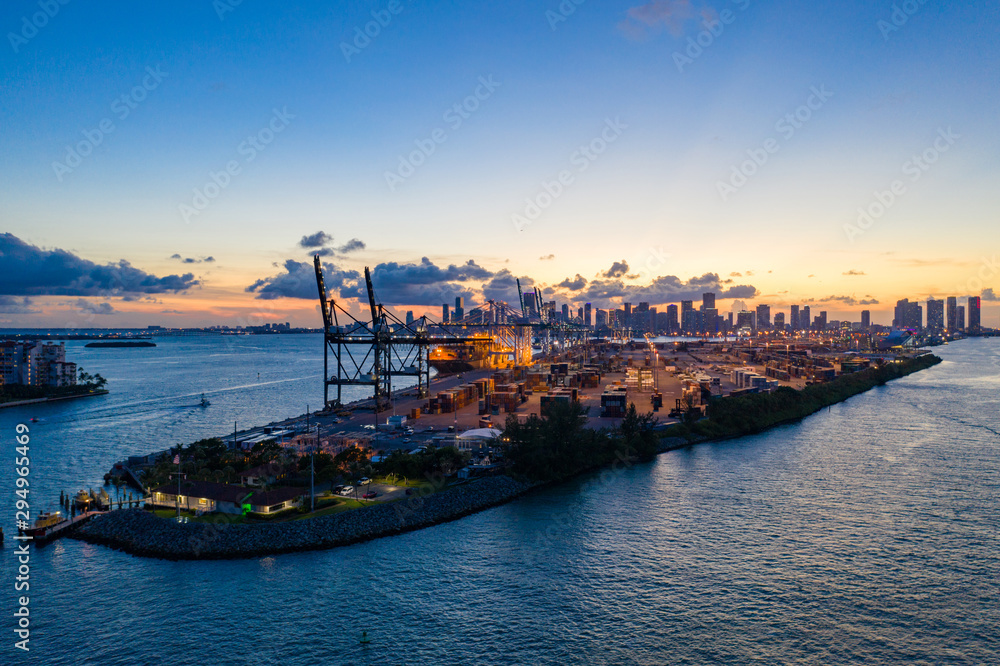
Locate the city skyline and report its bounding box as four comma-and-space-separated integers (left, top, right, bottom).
2, 1, 999, 327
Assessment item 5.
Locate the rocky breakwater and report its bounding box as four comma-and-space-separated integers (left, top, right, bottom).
73, 475, 531, 560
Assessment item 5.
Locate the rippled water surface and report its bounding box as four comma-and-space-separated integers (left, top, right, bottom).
2, 337, 998, 665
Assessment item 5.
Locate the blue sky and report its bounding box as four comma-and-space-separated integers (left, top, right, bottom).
1, 0, 998, 326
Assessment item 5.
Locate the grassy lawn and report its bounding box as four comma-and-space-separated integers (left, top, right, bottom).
294, 498, 366, 520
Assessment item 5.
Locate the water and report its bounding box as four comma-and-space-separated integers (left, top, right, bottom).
2, 337, 998, 665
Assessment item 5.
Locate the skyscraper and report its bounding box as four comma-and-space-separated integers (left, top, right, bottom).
702, 292, 716, 311
562, 303, 569, 321
454, 297, 464, 321
957, 305, 966, 331
584, 302, 592, 328
442, 304, 450, 322
596, 309, 608, 329
755, 304, 771, 330
790, 305, 800, 331
801, 306, 811, 331
680, 300, 695, 334
968, 296, 982, 335
947, 296, 958, 331
773, 312, 785, 331
405, 311, 414, 326
666, 304, 679, 334
927, 298, 944, 330
861, 310, 871, 329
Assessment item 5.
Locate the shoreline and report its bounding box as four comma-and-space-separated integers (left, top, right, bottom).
0, 389, 109, 410
71, 354, 943, 561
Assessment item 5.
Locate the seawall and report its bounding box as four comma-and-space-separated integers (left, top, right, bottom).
73, 475, 531, 561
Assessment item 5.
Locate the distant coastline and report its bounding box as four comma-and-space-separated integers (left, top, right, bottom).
85, 341, 157, 348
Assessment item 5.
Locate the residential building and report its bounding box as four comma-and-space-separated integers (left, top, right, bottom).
926, 298, 945, 331
947, 296, 958, 332
968, 296, 982, 335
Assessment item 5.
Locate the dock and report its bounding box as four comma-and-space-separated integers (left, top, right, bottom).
22, 511, 104, 545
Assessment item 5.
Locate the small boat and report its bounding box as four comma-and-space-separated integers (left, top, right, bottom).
199, 394, 211, 407
74, 489, 92, 509
98, 488, 111, 510
22, 511, 66, 537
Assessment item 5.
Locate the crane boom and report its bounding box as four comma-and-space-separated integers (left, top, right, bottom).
364, 266, 379, 327
314, 255, 332, 330
516, 279, 526, 316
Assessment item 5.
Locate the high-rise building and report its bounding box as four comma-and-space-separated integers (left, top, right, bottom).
562, 303, 569, 321
790, 305, 800, 331
648, 307, 658, 333
957, 305, 966, 331
801, 306, 811, 332
405, 311, 414, 326
861, 310, 871, 329
755, 304, 771, 330
947, 296, 958, 331
454, 297, 464, 321
624, 302, 632, 328
968, 296, 982, 335
596, 309, 608, 329
927, 298, 944, 330
584, 302, 592, 328
773, 312, 785, 331
894, 299, 922, 330
702, 292, 716, 311
442, 304, 450, 322
817, 311, 828, 331
736, 311, 755, 330
666, 304, 679, 334
704, 308, 718, 334
680, 301, 695, 334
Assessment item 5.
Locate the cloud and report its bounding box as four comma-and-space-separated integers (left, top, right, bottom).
981, 288, 999, 302
247, 259, 360, 301
602, 260, 630, 279
806, 295, 880, 307
843, 270, 866, 276
171, 254, 215, 264
73, 299, 116, 315
160, 309, 185, 314
299, 231, 333, 249
729, 272, 742, 277
337, 238, 365, 254
0, 296, 38, 314
578, 272, 758, 308
481, 270, 534, 304
248, 256, 490, 306
0, 234, 198, 296
539, 254, 555, 261
556, 274, 588, 291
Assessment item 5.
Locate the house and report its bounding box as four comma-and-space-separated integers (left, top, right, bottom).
148, 480, 302, 515
240, 463, 280, 487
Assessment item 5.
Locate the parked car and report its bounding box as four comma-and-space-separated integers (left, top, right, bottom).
362, 491, 377, 499
447, 425, 455, 433
358, 477, 371, 485
339, 486, 354, 496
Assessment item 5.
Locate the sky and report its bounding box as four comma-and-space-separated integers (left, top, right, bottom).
1, 0, 998, 328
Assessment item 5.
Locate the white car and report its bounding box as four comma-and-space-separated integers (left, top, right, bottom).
358, 477, 371, 485
339, 486, 354, 496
